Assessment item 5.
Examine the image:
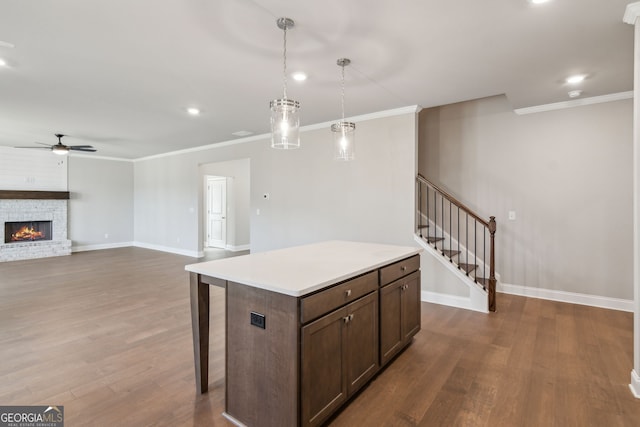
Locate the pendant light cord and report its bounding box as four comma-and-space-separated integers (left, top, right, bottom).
340, 63, 345, 122
282, 24, 288, 99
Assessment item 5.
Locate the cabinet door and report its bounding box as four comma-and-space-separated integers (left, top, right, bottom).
301, 307, 348, 427
380, 280, 403, 366
402, 271, 421, 342
345, 291, 379, 396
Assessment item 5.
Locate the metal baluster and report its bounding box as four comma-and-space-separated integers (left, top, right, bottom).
417, 179, 423, 237
457, 206, 460, 262
449, 199, 452, 261
440, 194, 444, 254
433, 188, 437, 249
465, 212, 469, 276
425, 184, 429, 240
474, 219, 477, 282
483, 225, 487, 287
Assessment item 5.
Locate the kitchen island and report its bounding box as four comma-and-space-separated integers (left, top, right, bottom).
185, 240, 422, 427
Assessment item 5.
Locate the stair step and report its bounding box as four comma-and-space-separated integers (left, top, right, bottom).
475, 277, 489, 290
442, 249, 460, 258
425, 236, 444, 243
458, 263, 478, 274
476, 277, 489, 291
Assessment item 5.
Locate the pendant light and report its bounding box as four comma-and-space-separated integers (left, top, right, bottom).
270, 17, 300, 149
331, 58, 355, 161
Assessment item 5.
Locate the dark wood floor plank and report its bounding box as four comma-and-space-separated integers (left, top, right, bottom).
1, 247, 639, 426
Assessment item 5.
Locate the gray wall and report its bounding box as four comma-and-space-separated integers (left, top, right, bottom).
134, 112, 418, 255
419, 95, 633, 300
200, 158, 250, 250
68, 156, 134, 249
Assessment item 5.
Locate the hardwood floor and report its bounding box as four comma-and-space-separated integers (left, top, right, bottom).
1, 247, 638, 426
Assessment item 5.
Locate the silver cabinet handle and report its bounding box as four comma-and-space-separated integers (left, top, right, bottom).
349, 314, 354, 321
401, 266, 407, 271
343, 316, 350, 323
345, 289, 352, 297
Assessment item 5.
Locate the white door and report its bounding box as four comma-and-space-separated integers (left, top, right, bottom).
206, 177, 227, 248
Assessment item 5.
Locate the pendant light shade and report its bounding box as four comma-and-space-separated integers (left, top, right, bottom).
270, 17, 301, 149
332, 58, 355, 161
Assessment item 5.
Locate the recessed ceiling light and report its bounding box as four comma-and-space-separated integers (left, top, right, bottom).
529, 0, 550, 4
292, 72, 307, 82
0, 58, 6, 67
566, 74, 586, 84
568, 90, 583, 98
187, 107, 200, 116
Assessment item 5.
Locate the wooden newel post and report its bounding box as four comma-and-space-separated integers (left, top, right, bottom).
488, 216, 497, 312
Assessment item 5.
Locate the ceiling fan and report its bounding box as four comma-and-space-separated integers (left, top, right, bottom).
16, 133, 97, 155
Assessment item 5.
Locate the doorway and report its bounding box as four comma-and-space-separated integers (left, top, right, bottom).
205, 176, 227, 248
199, 158, 250, 253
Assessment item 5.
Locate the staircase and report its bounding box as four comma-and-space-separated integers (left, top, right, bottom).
415, 174, 497, 312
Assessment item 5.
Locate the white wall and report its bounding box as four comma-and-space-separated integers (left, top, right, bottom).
133, 111, 418, 255
0, 146, 67, 191
419, 95, 633, 301
68, 156, 134, 249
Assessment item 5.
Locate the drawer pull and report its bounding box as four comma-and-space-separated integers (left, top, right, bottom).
401, 266, 407, 271
345, 289, 352, 297
343, 316, 350, 323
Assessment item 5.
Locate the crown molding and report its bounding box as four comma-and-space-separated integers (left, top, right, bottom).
624, 2, 640, 25
134, 105, 422, 162
70, 153, 134, 162
514, 91, 633, 115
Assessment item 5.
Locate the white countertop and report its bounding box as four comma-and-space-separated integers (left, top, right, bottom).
185, 240, 422, 297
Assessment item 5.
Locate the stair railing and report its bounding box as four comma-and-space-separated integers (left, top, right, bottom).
416, 174, 497, 312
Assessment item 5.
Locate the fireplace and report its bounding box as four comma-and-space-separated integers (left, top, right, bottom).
0, 192, 72, 261
5, 220, 53, 243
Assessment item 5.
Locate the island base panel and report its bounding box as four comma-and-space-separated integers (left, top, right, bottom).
226, 281, 299, 427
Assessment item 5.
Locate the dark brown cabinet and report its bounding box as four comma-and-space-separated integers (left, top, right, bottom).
219, 254, 420, 427
380, 267, 421, 366
301, 291, 378, 427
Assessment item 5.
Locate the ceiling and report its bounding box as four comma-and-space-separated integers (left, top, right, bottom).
0, 0, 634, 160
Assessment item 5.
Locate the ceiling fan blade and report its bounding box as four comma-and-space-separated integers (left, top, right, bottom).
14, 146, 50, 149
69, 145, 95, 149
34, 142, 52, 146
69, 146, 97, 152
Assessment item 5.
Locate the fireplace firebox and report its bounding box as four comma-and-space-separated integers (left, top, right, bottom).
4, 221, 53, 243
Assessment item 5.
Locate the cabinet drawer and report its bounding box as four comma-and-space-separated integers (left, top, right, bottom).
379, 255, 420, 286
301, 271, 378, 324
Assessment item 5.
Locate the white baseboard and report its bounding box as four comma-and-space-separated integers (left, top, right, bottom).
72, 242, 133, 252
498, 282, 634, 312
133, 241, 203, 258
226, 244, 250, 252
630, 370, 640, 399
421, 290, 488, 314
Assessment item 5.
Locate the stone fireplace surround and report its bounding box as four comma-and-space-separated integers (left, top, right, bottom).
0, 190, 72, 262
